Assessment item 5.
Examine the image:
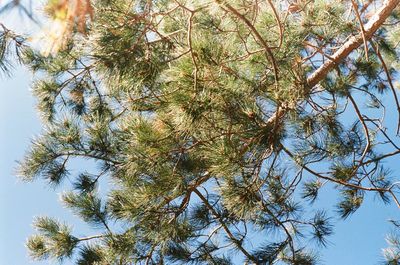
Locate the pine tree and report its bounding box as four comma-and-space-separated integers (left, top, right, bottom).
11, 0, 400, 264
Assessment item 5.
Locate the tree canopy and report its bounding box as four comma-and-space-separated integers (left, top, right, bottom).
4, 0, 400, 264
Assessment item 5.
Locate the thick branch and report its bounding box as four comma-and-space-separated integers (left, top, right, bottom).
307, 0, 400, 87
266, 0, 400, 125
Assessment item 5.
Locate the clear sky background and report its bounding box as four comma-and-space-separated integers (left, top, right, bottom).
2, 6, 400, 265
0, 6, 87, 264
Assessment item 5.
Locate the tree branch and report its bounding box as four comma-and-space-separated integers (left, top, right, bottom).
307, 0, 400, 88
266, 0, 400, 130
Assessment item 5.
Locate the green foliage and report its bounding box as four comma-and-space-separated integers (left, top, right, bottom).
382, 233, 400, 265
0, 24, 26, 75
76, 245, 104, 265
337, 189, 364, 219
302, 180, 322, 203
14, 0, 400, 264
62, 191, 108, 227
27, 217, 78, 261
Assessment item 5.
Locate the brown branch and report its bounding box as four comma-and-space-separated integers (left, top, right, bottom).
360, 0, 374, 14
265, 0, 400, 130
267, 0, 283, 49
351, 0, 369, 60
307, 0, 400, 88
187, 11, 199, 91
77, 234, 105, 242
215, 0, 279, 84
370, 41, 400, 134
348, 94, 370, 165
193, 188, 258, 263
304, 41, 335, 62
281, 145, 397, 195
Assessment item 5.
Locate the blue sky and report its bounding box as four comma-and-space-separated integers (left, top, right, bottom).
0, 66, 71, 265
0, 65, 106, 265
0, 6, 77, 263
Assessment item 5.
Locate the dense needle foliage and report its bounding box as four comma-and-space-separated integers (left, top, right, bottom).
4, 0, 400, 264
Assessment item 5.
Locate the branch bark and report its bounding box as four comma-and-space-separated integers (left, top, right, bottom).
307, 0, 400, 88
267, 0, 400, 124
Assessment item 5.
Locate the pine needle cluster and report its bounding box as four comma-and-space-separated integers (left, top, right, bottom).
8, 0, 400, 264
